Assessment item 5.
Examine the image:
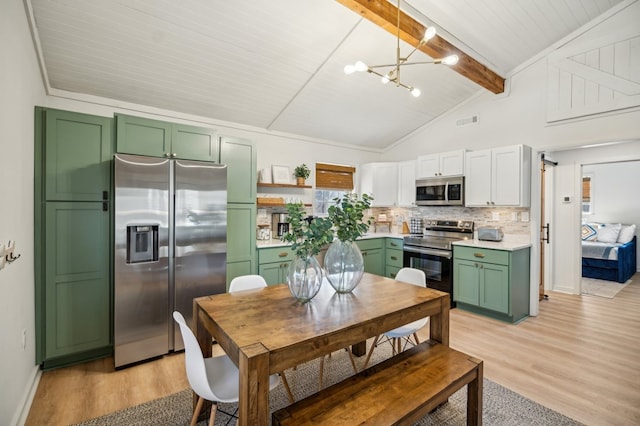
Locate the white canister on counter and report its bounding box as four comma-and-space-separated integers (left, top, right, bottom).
257, 225, 271, 240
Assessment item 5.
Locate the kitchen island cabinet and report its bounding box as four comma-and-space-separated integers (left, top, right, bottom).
453, 243, 530, 323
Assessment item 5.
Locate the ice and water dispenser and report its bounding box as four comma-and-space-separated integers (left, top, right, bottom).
126, 225, 159, 263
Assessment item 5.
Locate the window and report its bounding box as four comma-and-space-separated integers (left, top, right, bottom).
314, 163, 355, 215
582, 174, 593, 215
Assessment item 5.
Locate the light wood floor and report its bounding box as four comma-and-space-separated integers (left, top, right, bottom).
26, 277, 640, 426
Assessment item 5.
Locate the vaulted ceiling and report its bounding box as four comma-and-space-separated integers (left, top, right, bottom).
27, 0, 624, 150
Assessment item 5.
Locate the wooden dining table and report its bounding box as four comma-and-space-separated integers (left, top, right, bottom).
193, 272, 451, 425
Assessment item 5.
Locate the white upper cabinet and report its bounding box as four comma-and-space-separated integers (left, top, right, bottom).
397, 160, 416, 207
465, 145, 531, 207
416, 150, 465, 178
360, 162, 398, 207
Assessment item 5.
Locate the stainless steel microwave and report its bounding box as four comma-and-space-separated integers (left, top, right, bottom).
415, 176, 464, 206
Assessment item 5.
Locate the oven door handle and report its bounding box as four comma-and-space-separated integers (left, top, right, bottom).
403, 246, 452, 259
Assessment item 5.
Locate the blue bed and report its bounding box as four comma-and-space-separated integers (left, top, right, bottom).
582, 236, 636, 283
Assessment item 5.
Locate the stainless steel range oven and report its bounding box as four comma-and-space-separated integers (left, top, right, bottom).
403, 220, 474, 308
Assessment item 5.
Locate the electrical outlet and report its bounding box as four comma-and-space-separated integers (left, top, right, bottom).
521, 212, 530, 222
492, 212, 500, 221
22, 329, 27, 350
511, 212, 518, 221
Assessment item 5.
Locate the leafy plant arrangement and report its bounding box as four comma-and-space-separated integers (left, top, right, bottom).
293, 163, 311, 180
327, 193, 374, 242
281, 202, 333, 258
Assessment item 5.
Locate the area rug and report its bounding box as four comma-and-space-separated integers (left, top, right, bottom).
76, 342, 583, 426
581, 277, 630, 298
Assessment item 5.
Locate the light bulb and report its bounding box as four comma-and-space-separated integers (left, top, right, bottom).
344, 64, 356, 75
442, 55, 459, 65
381, 75, 390, 84
410, 87, 421, 97
423, 27, 436, 41
354, 61, 368, 72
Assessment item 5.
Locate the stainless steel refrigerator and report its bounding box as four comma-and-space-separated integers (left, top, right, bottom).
114, 153, 227, 368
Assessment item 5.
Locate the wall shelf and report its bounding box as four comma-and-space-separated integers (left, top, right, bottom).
257, 183, 312, 189
257, 201, 312, 208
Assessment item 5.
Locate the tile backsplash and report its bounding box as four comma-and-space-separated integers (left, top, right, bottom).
371, 206, 531, 235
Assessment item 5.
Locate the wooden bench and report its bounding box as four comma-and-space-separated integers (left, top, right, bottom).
272, 340, 483, 425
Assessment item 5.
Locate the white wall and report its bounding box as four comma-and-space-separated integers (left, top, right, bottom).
583, 161, 640, 227
0, 1, 47, 424
583, 160, 640, 273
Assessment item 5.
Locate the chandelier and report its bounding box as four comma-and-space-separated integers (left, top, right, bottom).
343, 0, 459, 97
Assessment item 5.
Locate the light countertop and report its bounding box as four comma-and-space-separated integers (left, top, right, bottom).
453, 234, 532, 251
257, 232, 406, 249
258, 233, 532, 251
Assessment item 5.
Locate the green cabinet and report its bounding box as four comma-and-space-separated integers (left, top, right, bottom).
35, 107, 113, 368
44, 109, 112, 201
226, 204, 256, 286
116, 114, 218, 161
385, 238, 403, 279
220, 136, 257, 204
356, 238, 384, 276
453, 245, 530, 323
221, 136, 257, 284
257, 246, 295, 285
44, 202, 111, 359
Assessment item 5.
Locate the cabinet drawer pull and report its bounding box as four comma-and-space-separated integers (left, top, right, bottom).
473, 253, 485, 258
390, 256, 397, 261
278, 252, 289, 258
390, 242, 398, 247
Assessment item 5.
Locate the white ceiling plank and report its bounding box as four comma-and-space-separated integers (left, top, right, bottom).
29, 0, 625, 149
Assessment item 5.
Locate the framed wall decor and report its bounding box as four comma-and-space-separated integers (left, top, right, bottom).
272, 165, 291, 184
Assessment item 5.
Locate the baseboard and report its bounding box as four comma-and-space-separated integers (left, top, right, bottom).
11, 366, 41, 426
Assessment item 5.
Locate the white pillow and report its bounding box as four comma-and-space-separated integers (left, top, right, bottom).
597, 223, 621, 243
617, 224, 636, 244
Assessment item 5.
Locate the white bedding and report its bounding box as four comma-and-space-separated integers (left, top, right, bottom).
581, 241, 620, 261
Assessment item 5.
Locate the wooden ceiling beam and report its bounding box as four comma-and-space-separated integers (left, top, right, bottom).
336, 0, 505, 94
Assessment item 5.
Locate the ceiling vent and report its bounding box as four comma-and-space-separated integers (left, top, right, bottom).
456, 114, 479, 127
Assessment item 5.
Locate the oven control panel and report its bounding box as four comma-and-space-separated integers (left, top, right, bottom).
424, 220, 474, 233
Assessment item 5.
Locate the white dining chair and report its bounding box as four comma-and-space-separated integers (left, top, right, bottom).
173, 311, 280, 426
228, 275, 295, 403
362, 267, 429, 369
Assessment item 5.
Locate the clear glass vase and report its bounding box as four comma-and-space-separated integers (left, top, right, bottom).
324, 240, 364, 293
286, 255, 324, 303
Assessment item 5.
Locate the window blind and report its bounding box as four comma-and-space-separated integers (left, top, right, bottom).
582, 177, 591, 201
315, 163, 355, 190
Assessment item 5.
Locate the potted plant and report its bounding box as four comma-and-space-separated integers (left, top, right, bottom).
324, 193, 374, 293
293, 163, 311, 186
281, 202, 333, 302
